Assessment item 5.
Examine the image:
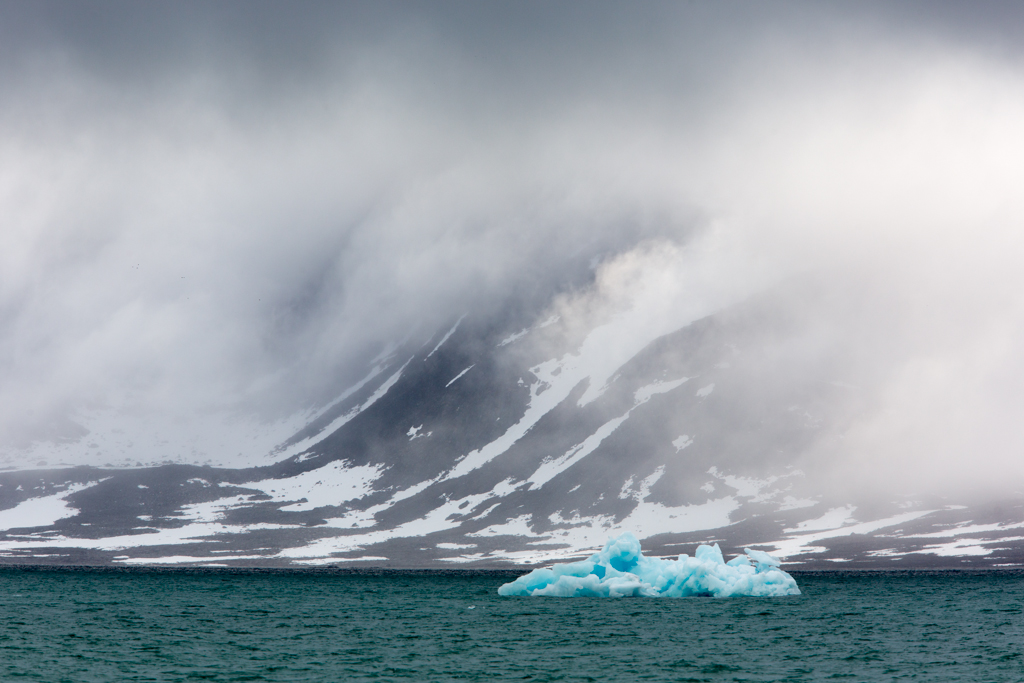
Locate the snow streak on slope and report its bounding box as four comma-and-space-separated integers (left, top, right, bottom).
498, 329, 528, 347
277, 358, 412, 462
444, 240, 758, 486
445, 365, 474, 388
427, 315, 467, 358
272, 362, 388, 450
442, 295, 709, 481
764, 510, 937, 559
311, 365, 389, 422
526, 414, 632, 491
442, 359, 587, 480
526, 378, 689, 490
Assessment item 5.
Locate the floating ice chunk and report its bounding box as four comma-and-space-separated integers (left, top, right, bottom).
744, 548, 782, 572
498, 532, 800, 598
694, 542, 725, 564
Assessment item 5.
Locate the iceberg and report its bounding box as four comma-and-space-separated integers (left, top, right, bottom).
498, 533, 800, 597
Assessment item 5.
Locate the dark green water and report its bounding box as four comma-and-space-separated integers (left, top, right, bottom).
0, 568, 1021, 682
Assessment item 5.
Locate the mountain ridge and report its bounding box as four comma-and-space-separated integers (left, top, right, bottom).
1, 287, 1022, 569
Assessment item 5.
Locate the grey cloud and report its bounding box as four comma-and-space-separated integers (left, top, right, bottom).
1, 1, 1024, 500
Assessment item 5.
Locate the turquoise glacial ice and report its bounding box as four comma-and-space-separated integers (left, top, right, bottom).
498, 533, 800, 597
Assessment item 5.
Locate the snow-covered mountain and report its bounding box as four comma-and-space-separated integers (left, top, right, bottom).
1, 282, 1022, 569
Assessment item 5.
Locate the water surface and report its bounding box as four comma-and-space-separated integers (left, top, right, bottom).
0, 567, 1021, 681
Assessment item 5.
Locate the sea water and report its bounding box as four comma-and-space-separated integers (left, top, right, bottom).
0, 567, 1021, 681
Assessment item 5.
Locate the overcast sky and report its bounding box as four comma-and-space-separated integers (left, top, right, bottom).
2, 1, 1024, 491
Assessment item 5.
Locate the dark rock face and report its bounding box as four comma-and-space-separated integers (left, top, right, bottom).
1, 290, 1022, 568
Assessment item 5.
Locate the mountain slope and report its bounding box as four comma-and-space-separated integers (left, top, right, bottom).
1, 289, 1022, 568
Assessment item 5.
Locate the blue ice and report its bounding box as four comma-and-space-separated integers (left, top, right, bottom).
498, 533, 800, 597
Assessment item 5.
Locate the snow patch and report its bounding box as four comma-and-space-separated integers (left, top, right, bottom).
238, 461, 385, 512
886, 521, 1024, 540
498, 329, 528, 347
776, 495, 818, 511
708, 467, 802, 504
764, 510, 936, 559
445, 365, 475, 388
280, 478, 521, 560
427, 315, 466, 358
467, 488, 739, 566
407, 425, 432, 441
619, 467, 665, 502
469, 515, 537, 538
0, 520, 295, 553
917, 539, 994, 557
672, 435, 693, 452
788, 506, 856, 533
115, 555, 267, 565
634, 377, 689, 404
0, 483, 96, 531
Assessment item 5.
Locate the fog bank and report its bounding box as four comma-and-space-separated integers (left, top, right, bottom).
2, 2, 1024, 496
